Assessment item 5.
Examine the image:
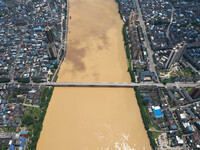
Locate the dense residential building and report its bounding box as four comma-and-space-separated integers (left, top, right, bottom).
128, 11, 143, 61
0, 0, 68, 148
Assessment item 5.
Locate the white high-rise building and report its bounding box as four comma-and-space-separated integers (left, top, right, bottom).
165, 42, 187, 69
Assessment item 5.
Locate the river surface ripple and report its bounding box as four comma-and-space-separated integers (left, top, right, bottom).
37, 0, 151, 149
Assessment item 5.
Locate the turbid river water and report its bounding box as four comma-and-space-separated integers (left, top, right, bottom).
37, 0, 151, 149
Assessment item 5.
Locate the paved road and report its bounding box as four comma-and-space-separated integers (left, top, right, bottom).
51, 0, 69, 82
184, 61, 200, 74
47, 0, 53, 24
149, 128, 167, 133
41, 82, 164, 87
135, 0, 158, 78
40, 82, 200, 88
2, 80, 200, 88
23, 104, 40, 108
166, 6, 175, 43
166, 82, 199, 88
3, 80, 199, 88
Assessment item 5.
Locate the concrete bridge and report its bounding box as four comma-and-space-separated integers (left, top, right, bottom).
40, 82, 200, 88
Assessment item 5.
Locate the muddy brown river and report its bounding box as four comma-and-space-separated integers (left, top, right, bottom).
37, 0, 151, 149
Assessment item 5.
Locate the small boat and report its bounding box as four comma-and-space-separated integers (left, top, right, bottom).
64, 56, 67, 62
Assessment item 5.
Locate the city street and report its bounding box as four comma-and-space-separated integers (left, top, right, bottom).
135, 0, 158, 78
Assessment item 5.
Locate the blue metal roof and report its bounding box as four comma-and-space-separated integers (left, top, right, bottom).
9, 145, 15, 150
20, 132, 28, 135
152, 107, 164, 118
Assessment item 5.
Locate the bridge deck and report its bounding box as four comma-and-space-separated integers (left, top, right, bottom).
40, 82, 199, 88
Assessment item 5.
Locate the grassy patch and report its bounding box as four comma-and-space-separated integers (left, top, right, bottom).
161, 77, 174, 85
134, 87, 151, 130
150, 131, 161, 139
21, 87, 54, 150
184, 87, 193, 93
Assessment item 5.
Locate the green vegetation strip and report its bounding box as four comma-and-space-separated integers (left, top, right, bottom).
32, 79, 44, 83
134, 87, 158, 149
17, 78, 30, 83
161, 77, 174, 85
115, 0, 123, 19
21, 87, 54, 149
0, 78, 10, 83
122, 21, 136, 82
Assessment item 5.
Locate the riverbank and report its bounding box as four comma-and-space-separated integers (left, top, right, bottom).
50, 0, 69, 82
122, 21, 136, 82
37, 0, 151, 149
115, 0, 136, 82
21, 87, 54, 149
134, 87, 158, 149
115, 0, 158, 148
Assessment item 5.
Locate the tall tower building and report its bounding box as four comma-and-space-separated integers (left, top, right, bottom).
47, 43, 57, 59
165, 42, 187, 69
45, 26, 57, 59
45, 26, 54, 43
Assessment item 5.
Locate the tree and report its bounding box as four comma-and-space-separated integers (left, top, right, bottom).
12, 93, 17, 98
22, 114, 34, 126
33, 79, 44, 83
17, 78, 30, 83
143, 99, 149, 106
0, 78, 10, 83
53, 63, 58, 69
2, 146, 7, 150
126, 46, 130, 58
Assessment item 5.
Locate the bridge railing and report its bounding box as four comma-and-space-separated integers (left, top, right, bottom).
39, 82, 199, 88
